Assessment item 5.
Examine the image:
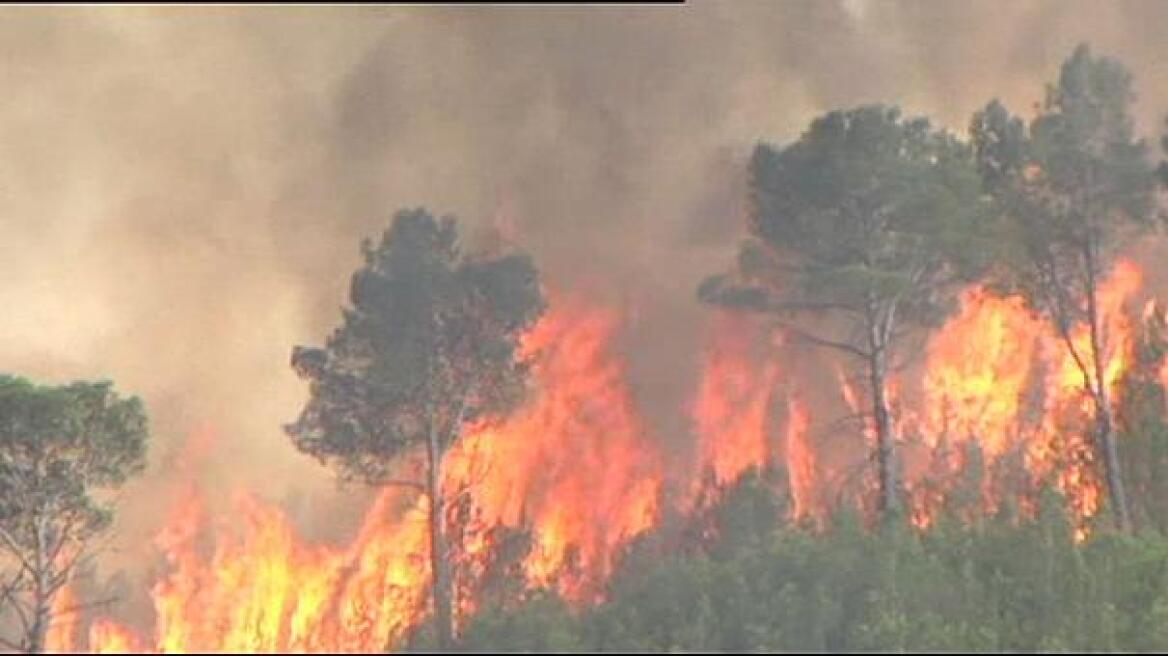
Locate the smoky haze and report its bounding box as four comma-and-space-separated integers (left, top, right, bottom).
2, 0, 1168, 594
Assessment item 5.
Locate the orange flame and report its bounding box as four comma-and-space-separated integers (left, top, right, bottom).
89, 620, 143, 654
45, 585, 79, 653
67, 258, 1168, 651
86, 297, 663, 652
449, 298, 663, 599
690, 314, 781, 489
909, 260, 1145, 534
785, 396, 817, 522
688, 315, 822, 522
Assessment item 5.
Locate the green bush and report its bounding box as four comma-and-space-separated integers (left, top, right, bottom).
454, 478, 1168, 653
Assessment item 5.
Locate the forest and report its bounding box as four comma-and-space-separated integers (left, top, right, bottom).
6, 22, 1168, 655
417, 44, 1168, 652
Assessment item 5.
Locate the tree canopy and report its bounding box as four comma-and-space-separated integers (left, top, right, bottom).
702, 104, 989, 322
970, 43, 1163, 531
0, 375, 148, 653
286, 207, 546, 649
700, 104, 990, 517
286, 208, 546, 485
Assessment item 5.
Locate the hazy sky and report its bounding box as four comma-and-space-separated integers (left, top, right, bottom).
3, 0, 1168, 558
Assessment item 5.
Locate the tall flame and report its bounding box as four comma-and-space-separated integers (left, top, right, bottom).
86, 297, 663, 652
57, 257, 1168, 652
448, 298, 663, 600
784, 396, 817, 522
690, 314, 781, 489
688, 314, 821, 521
909, 259, 1145, 533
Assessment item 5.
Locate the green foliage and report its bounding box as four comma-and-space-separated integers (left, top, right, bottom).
1117, 306, 1168, 533
288, 208, 546, 649
286, 208, 546, 485
326, 45, 1168, 655
699, 105, 993, 520
683, 467, 787, 560
0, 374, 148, 652
453, 479, 1168, 653
459, 591, 583, 652
971, 43, 1162, 533
701, 104, 991, 325
971, 43, 1159, 317
0, 375, 148, 551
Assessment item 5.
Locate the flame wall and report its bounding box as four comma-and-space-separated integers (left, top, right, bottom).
7, 2, 1168, 652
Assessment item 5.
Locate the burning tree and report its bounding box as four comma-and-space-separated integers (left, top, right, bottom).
1115, 303, 1168, 533
0, 375, 148, 654
970, 44, 1161, 532
286, 208, 545, 649
700, 105, 989, 520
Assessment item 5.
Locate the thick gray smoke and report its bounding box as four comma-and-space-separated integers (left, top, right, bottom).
2, 0, 1167, 583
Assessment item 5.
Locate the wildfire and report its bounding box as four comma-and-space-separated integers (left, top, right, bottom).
909, 259, 1145, 534
45, 585, 79, 652
689, 314, 781, 490
447, 298, 663, 600
784, 397, 817, 522
921, 287, 1041, 461
83, 298, 664, 653
687, 313, 822, 522
59, 257, 1168, 652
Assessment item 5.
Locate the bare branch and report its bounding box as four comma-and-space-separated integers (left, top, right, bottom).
51, 549, 96, 595
1052, 306, 1099, 400
762, 300, 864, 315
0, 526, 35, 578
0, 576, 32, 638
775, 321, 871, 359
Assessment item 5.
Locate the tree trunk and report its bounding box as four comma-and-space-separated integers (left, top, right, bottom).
1084, 242, 1132, 532
24, 510, 50, 655
1086, 307, 1132, 532
1095, 391, 1131, 531
869, 346, 898, 518
26, 585, 49, 654
426, 426, 456, 651
865, 299, 897, 519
